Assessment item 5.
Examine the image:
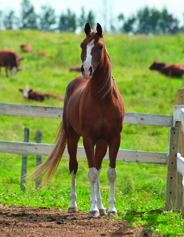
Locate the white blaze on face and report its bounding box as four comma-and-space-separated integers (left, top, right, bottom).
83, 39, 94, 77
22, 86, 29, 98
11, 67, 17, 77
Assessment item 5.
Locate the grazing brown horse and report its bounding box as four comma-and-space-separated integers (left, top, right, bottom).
0, 49, 23, 77
34, 52, 54, 58
31, 23, 124, 217
70, 66, 81, 72
149, 60, 184, 78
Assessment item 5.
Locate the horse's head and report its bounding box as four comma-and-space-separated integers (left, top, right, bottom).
80, 23, 105, 78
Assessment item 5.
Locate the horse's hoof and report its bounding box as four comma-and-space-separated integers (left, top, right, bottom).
107, 211, 118, 217
99, 209, 107, 216
68, 207, 78, 213
88, 210, 100, 218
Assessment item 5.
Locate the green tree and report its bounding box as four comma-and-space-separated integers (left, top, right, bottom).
58, 9, 77, 32
78, 7, 86, 29
136, 6, 179, 35
118, 13, 136, 33
0, 11, 3, 29
19, 0, 38, 29
86, 10, 95, 30
39, 5, 56, 31
3, 10, 17, 29
158, 7, 179, 34
78, 7, 95, 32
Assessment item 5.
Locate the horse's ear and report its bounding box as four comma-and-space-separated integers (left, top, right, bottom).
96, 23, 103, 37
85, 22, 91, 35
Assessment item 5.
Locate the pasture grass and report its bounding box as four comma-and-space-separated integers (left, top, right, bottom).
0, 30, 184, 236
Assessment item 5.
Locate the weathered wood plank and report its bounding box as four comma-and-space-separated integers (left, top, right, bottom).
36, 130, 42, 190
0, 141, 167, 164
20, 128, 29, 192
0, 103, 173, 127
124, 112, 173, 127
165, 127, 178, 210
0, 103, 63, 118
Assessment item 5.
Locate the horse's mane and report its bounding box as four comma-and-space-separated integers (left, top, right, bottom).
94, 47, 118, 101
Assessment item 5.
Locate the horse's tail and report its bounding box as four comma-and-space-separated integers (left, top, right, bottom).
29, 121, 67, 184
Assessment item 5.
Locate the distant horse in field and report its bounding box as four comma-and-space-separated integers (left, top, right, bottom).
70, 66, 81, 72
34, 52, 54, 58
19, 86, 64, 101
0, 49, 23, 77
149, 60, 184, 78
31, 22, 124, 217
20, 44, 32, 52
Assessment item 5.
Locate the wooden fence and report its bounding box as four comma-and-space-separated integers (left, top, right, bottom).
0, 95, 184, 216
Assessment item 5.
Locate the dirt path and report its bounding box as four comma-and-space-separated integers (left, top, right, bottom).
0, 204, 153, 236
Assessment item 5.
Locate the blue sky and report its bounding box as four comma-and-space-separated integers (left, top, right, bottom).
1, 0, 184, 30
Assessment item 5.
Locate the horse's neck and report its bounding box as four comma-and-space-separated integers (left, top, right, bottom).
90, 54, 112, 100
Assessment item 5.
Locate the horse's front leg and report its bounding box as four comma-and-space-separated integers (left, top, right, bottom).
95, 139, 108, 216
83, 137, 99, 217
107, 135, 121, 217
96, 169, 106, 216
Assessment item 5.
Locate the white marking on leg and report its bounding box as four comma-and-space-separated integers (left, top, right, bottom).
96, 169, 105, 210
11, 67, 17, 77
88, 167, 98, 212
107, 167, 117, 213
69, 170, 77, 209
83, 39, 94, 78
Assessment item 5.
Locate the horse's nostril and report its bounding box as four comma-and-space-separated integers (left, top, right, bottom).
89, 66, 92, 73
81, 65, 84, 72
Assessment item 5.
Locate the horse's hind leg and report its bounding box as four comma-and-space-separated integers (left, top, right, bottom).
67, 131, 80, 213
95, 140, 108, 216
107, 134, 121, 217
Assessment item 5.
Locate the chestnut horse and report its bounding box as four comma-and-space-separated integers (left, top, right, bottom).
31, 22, 124, 217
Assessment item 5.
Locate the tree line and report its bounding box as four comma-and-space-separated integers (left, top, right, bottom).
0, 0, 95, 32
0, 0, 184, 35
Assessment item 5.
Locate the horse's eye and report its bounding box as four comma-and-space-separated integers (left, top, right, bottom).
80, 44, 83, 49
99, 45, 103, 50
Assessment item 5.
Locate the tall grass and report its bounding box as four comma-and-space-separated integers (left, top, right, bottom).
0, 30, 184, 236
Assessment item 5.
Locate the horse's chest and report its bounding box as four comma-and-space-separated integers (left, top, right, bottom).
81, 104, 120, 137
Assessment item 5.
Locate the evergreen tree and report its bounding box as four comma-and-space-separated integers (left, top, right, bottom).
86, 10, 95, 30
78, 7, 95, 32
0, 11, 3, 29
19, 0, 38, 29
78, 7, 86, 29
136, 6, 180, 35
3, 10, 17, 29
39, 5, 56, 31
118, 13, 136, 33
58, 9, 76, 32
123, 16, 136, 33
158, 7, 179, 34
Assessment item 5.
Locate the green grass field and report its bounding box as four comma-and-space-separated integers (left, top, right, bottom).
0, 30, 184, 236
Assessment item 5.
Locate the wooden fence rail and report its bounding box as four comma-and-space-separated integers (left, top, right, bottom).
0, 103, 173, 126
0, 102, 184, 216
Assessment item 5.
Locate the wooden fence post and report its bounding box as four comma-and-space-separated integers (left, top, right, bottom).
176, 88, 184, 210
36, 130, 42, 189
165, 127, 179, 209
20, 128, 29, 192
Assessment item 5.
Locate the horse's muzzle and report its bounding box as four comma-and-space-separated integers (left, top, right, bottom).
81, 64, 93, 78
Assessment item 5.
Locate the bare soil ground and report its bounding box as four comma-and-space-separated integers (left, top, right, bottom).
0, 204, 154, 237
